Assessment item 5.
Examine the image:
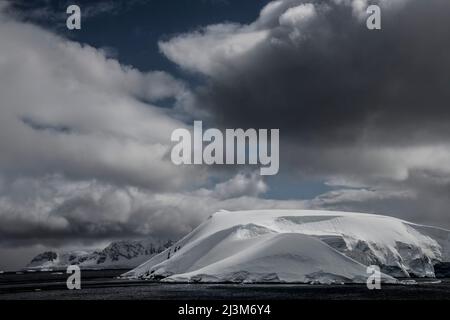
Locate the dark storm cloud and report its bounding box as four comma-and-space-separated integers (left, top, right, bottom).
160, 0, 450, 170
190, 0, 450, 147
158, 0, 450, 227
161, 0, 450, 180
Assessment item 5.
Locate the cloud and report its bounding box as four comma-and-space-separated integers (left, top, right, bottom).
5, 168, 449, 250
0, 173, 307, 247
0, 6, 204, 191
196, 172, 269, 200
162, 0, 450, 149
0, 168, 304, 269
159, 0, 450, 226
279, 3, 316, 26
308, 175, 450, 229
0, 4, 292, 257
159, 24, 269, 76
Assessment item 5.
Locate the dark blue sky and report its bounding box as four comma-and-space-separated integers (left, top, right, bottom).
12, 0, 268, 74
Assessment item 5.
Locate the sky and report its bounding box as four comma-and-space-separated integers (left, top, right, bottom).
1, 0, 450, 270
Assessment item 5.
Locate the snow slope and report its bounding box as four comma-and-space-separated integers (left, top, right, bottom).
26, 238, 173, 270
122, 210, 450, 283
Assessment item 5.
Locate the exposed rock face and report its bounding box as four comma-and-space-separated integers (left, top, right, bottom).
26, 239, 173, 270
29, 251, 58, 265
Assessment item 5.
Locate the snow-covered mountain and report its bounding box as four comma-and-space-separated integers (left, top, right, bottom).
26, 238, 173, 270
122, 210, 450, 284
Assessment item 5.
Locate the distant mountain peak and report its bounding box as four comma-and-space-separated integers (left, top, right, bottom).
26, 238, 173, 270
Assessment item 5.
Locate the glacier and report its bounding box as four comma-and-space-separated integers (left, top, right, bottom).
122, 210, 450, 284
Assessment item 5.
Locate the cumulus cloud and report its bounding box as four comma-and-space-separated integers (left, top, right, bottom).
196, 172, 269, 200
279, 3, 316, 26
0, 173, 307, 247
0, 2, 207, 263
0, 3, 307, 250
159, 24, 269, 76
0, 5, 204, 191
0, 3, 297, 260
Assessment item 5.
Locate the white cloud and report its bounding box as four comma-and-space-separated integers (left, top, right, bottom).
259, 0, 285, 22
0, 6, 202, 190
279, 3, 317, 41
310, 188, 414, 207
279, 3, 317, 28
159, 24, 268, 76
159, 0, 415, 77
195, 172, 269, 200
0, 173, 307, 245
0, 5, 310, 254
